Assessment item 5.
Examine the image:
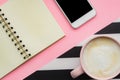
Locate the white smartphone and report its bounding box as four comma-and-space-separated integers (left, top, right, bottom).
55, 0, 96, 28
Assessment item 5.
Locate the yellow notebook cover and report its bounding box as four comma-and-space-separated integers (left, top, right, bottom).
0, 0, 64, 78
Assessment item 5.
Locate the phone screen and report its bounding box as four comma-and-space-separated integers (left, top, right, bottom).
56, 0, 93, 23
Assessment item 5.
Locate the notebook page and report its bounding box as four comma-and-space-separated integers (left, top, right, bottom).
1, 0, 64, 57
0, 0, 64, 78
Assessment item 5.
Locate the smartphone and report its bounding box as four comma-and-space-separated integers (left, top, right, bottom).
55, 0, 96, 28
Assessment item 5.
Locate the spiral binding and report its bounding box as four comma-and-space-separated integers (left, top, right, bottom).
0, 9, 31, 59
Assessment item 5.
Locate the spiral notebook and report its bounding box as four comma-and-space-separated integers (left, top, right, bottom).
0, 0, 64, 78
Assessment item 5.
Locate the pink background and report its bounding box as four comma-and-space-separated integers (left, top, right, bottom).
1, 0, 120, 80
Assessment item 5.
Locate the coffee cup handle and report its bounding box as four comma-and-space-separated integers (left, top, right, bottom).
70, 66, 84, 78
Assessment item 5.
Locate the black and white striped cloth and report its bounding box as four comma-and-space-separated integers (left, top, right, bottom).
24, 19, 120, 80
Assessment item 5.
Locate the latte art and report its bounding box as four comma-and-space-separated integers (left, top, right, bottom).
82, 37, 120, 78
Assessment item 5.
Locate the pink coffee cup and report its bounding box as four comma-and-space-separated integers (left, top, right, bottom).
70, 36, 120, 80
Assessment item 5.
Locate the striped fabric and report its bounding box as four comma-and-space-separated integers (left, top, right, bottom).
24, 20, 120, 80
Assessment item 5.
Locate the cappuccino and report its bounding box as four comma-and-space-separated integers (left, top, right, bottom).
82, 37, 120, 79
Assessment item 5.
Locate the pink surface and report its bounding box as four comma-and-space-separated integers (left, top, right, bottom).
0, 0, 7, 6
1, 0, 120, 80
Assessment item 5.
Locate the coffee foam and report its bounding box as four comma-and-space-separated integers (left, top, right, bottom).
82, 37, 120, 78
